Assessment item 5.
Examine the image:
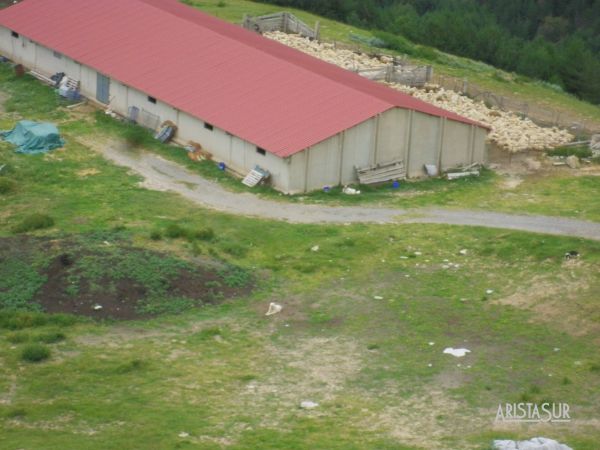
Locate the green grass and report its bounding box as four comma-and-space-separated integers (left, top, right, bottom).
0, 39, 599, 450
547, 145, 593, 158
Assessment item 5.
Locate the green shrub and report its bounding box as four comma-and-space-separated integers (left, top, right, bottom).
123, 125, 149, 148
5, 407, 26, 419
547, 146, 592, 158
0, 177, 16, 194
5, 332, 30, 344
20, 343, 50, 363
190, 227, 215, 241
164, 223, 187, 239
12, 213, 54, 233
220, 242, 248, 257
149, 230, 163, 241
114, 358, 146, 374
0, 311, 47, 330
36, 331, 66, 344
218, 265, 251, 287
0, 311, 76, 330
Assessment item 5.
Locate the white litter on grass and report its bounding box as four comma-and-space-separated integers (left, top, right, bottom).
92, 304, 103, 311
311, 245, 320, 252
414, 251, 422, 256
342, 186, 361, 195
300, 401, 319, 409
428, 342, 435, 346
178, 432, 190, 438
443, 347, 471, 357
493, 437, 573, 450
373, 296, 384, 300
400, 256, 409, 259
486, 289, 494, 295
459, 249, 468, 255
265, 303, 283, 316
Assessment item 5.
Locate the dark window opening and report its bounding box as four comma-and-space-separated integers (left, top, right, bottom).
204, 122, 214, 131
256, 147, 266, 156
147, 96, 157, 104
11, 31, 19, 38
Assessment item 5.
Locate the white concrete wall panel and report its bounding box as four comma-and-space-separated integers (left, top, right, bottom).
407, 112, 441, 177
440, 119, 471, 170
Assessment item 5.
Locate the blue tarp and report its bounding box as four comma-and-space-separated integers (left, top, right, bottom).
0, 120, 64, 154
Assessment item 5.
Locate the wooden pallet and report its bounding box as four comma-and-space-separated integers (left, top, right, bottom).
356, 159, 406, 185
242, 168, 269, 187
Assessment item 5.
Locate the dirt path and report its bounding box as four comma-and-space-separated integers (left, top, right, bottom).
99, 145, 600, 241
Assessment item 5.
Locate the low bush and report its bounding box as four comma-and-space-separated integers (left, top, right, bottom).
36, 331, 66, 344
12, 213, 54, 233
149, 230, 163, 241
0, 311, 76, 330
123, 125, 149, 148
5, 332, 30, 344
547, 146, 592, 158
190, 227, 215, 241
164, 223, 187, 239
0, 177, 16, 194
20, 343, 50, 363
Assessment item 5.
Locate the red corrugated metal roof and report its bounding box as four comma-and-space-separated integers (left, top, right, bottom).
0, 0, 487, 157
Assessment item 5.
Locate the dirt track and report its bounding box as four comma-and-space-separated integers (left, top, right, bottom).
99, 145, 600, 241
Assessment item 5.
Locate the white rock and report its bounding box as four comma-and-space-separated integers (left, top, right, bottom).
311, 245, 320, 252
300, 401, 319, 409
443, 347, 471, 357
265, 302, 282, 316
493, 437, 572, 450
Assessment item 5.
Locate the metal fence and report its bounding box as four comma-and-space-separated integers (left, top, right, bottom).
356, 64, 432, 87
138, 109, 160, 131
242, 12, 320, 40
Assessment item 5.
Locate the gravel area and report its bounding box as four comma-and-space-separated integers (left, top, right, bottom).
99, 145, 600, 241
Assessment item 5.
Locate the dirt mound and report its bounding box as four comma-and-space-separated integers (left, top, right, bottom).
0, 234, 253, 320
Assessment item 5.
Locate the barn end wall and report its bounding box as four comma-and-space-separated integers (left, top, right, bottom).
288, 108, 486, 193
0, 28, 290, 191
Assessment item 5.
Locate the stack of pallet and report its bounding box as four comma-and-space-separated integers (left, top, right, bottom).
356, 159, 406, 185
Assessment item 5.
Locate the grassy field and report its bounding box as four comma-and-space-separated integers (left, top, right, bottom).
184, 0, 600, 128
0, 64, 600, 448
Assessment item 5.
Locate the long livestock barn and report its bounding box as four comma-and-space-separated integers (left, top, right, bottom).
0, 0, 489, 193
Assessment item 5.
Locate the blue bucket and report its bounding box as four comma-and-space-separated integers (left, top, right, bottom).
218, 162, 226, 171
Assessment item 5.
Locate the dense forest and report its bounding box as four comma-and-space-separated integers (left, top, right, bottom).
258, 0, 600, 104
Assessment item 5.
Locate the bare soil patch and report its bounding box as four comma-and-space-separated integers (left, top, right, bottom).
0, 235, 253, 320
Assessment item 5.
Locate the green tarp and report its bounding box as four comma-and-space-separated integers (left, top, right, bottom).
1, 120, 64, 154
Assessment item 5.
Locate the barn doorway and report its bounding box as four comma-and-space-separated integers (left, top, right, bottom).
96, 73, 110, 104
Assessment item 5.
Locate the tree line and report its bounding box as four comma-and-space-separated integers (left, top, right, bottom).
258, 0, 600, 104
